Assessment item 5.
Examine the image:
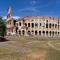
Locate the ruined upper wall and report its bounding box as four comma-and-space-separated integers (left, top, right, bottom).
17, 16, 60, 23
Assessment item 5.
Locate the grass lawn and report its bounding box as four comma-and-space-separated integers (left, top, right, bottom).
0, 36, 60, 60
46, 48, 60, 60
0, 47, 22, 60
51, 40, 60, 48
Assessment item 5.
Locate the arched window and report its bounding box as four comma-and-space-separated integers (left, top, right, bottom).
31, 23, 34, 28
52, 24, 54, 28
25, 23, 27, 26
49, 23, 51, 28
28, 23, 30, 27
55, 24, 57, 28
35, 23, 38, 27
46, 24, 48, 28
19, 22, 21, 26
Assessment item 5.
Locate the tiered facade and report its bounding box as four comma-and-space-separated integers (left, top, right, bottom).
6, 7, 60, 37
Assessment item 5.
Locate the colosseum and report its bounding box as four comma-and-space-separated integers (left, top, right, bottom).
6, 7, 60, 37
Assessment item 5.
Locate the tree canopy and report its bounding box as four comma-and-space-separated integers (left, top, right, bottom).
0, 17, 6, 37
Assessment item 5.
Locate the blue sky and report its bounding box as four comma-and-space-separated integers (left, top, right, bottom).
0, 0, 60, 17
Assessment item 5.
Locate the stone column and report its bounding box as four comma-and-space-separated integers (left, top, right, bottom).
45, 31, 46, 37
21, 30, 22, 35
57, 24, 58, 36
34, 19, 35, 36
41, 31, 43, 37
38, 19, 39, 36
45, 20, 46, 37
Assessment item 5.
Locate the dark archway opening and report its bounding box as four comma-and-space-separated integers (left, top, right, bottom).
19, 30, 21, 35
35, 31, 38, 35
22, 30, 25, 35
39, 31, 41, 35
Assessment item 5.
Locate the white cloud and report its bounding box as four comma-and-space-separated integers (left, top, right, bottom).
2, 16, 20, 19
18, 7, 39, 13
18, 2, 53, 13
2, 16, 7, 19
13, 16, 20, 19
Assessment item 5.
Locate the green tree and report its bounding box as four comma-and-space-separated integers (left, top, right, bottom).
0, 17, 6, 37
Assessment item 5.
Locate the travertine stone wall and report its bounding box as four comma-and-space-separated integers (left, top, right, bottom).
15, 16, 60, 37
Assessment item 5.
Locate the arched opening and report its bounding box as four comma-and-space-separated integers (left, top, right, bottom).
55, 24, 57, 28
58, 32, 59, 36
31, 23, 34, 28
22, 30, 25, 35
39, 31, 41, 35
46, 20, 48, 28
46, 31, 48, 36
49, 23, 51, 28
19, 30, 21, 35
52, 24, 54, 28
28, 31, 31, 35
16, 27, 18, 34
49, 31, 51, 36
31, 30, 34, 35
28, 23, 30, 27
55, 32, 57, 36
25, 23, 27, 26
52, 31, 54, 36
35, 23, 38, 28
19, 22, 21, 26
43, 31, 45, 36
46, 24, 48, 28
35, 30, 38, 35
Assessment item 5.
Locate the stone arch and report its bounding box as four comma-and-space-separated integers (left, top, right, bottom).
19, 30, 21, 35
58, 32, 59, 36
42, 31, 45, 36
55, 32, 57, 36
39, 31, 41, 35
35, 30, 38, 35
28, 31, 31, 35
31, 30, 34, 35
31, 23, 34, 28
49, 23, 51, 28
52, 31, 54, 36
46, 31, 48, 36
49, 31, 51, 36
22, 30, 25, 35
